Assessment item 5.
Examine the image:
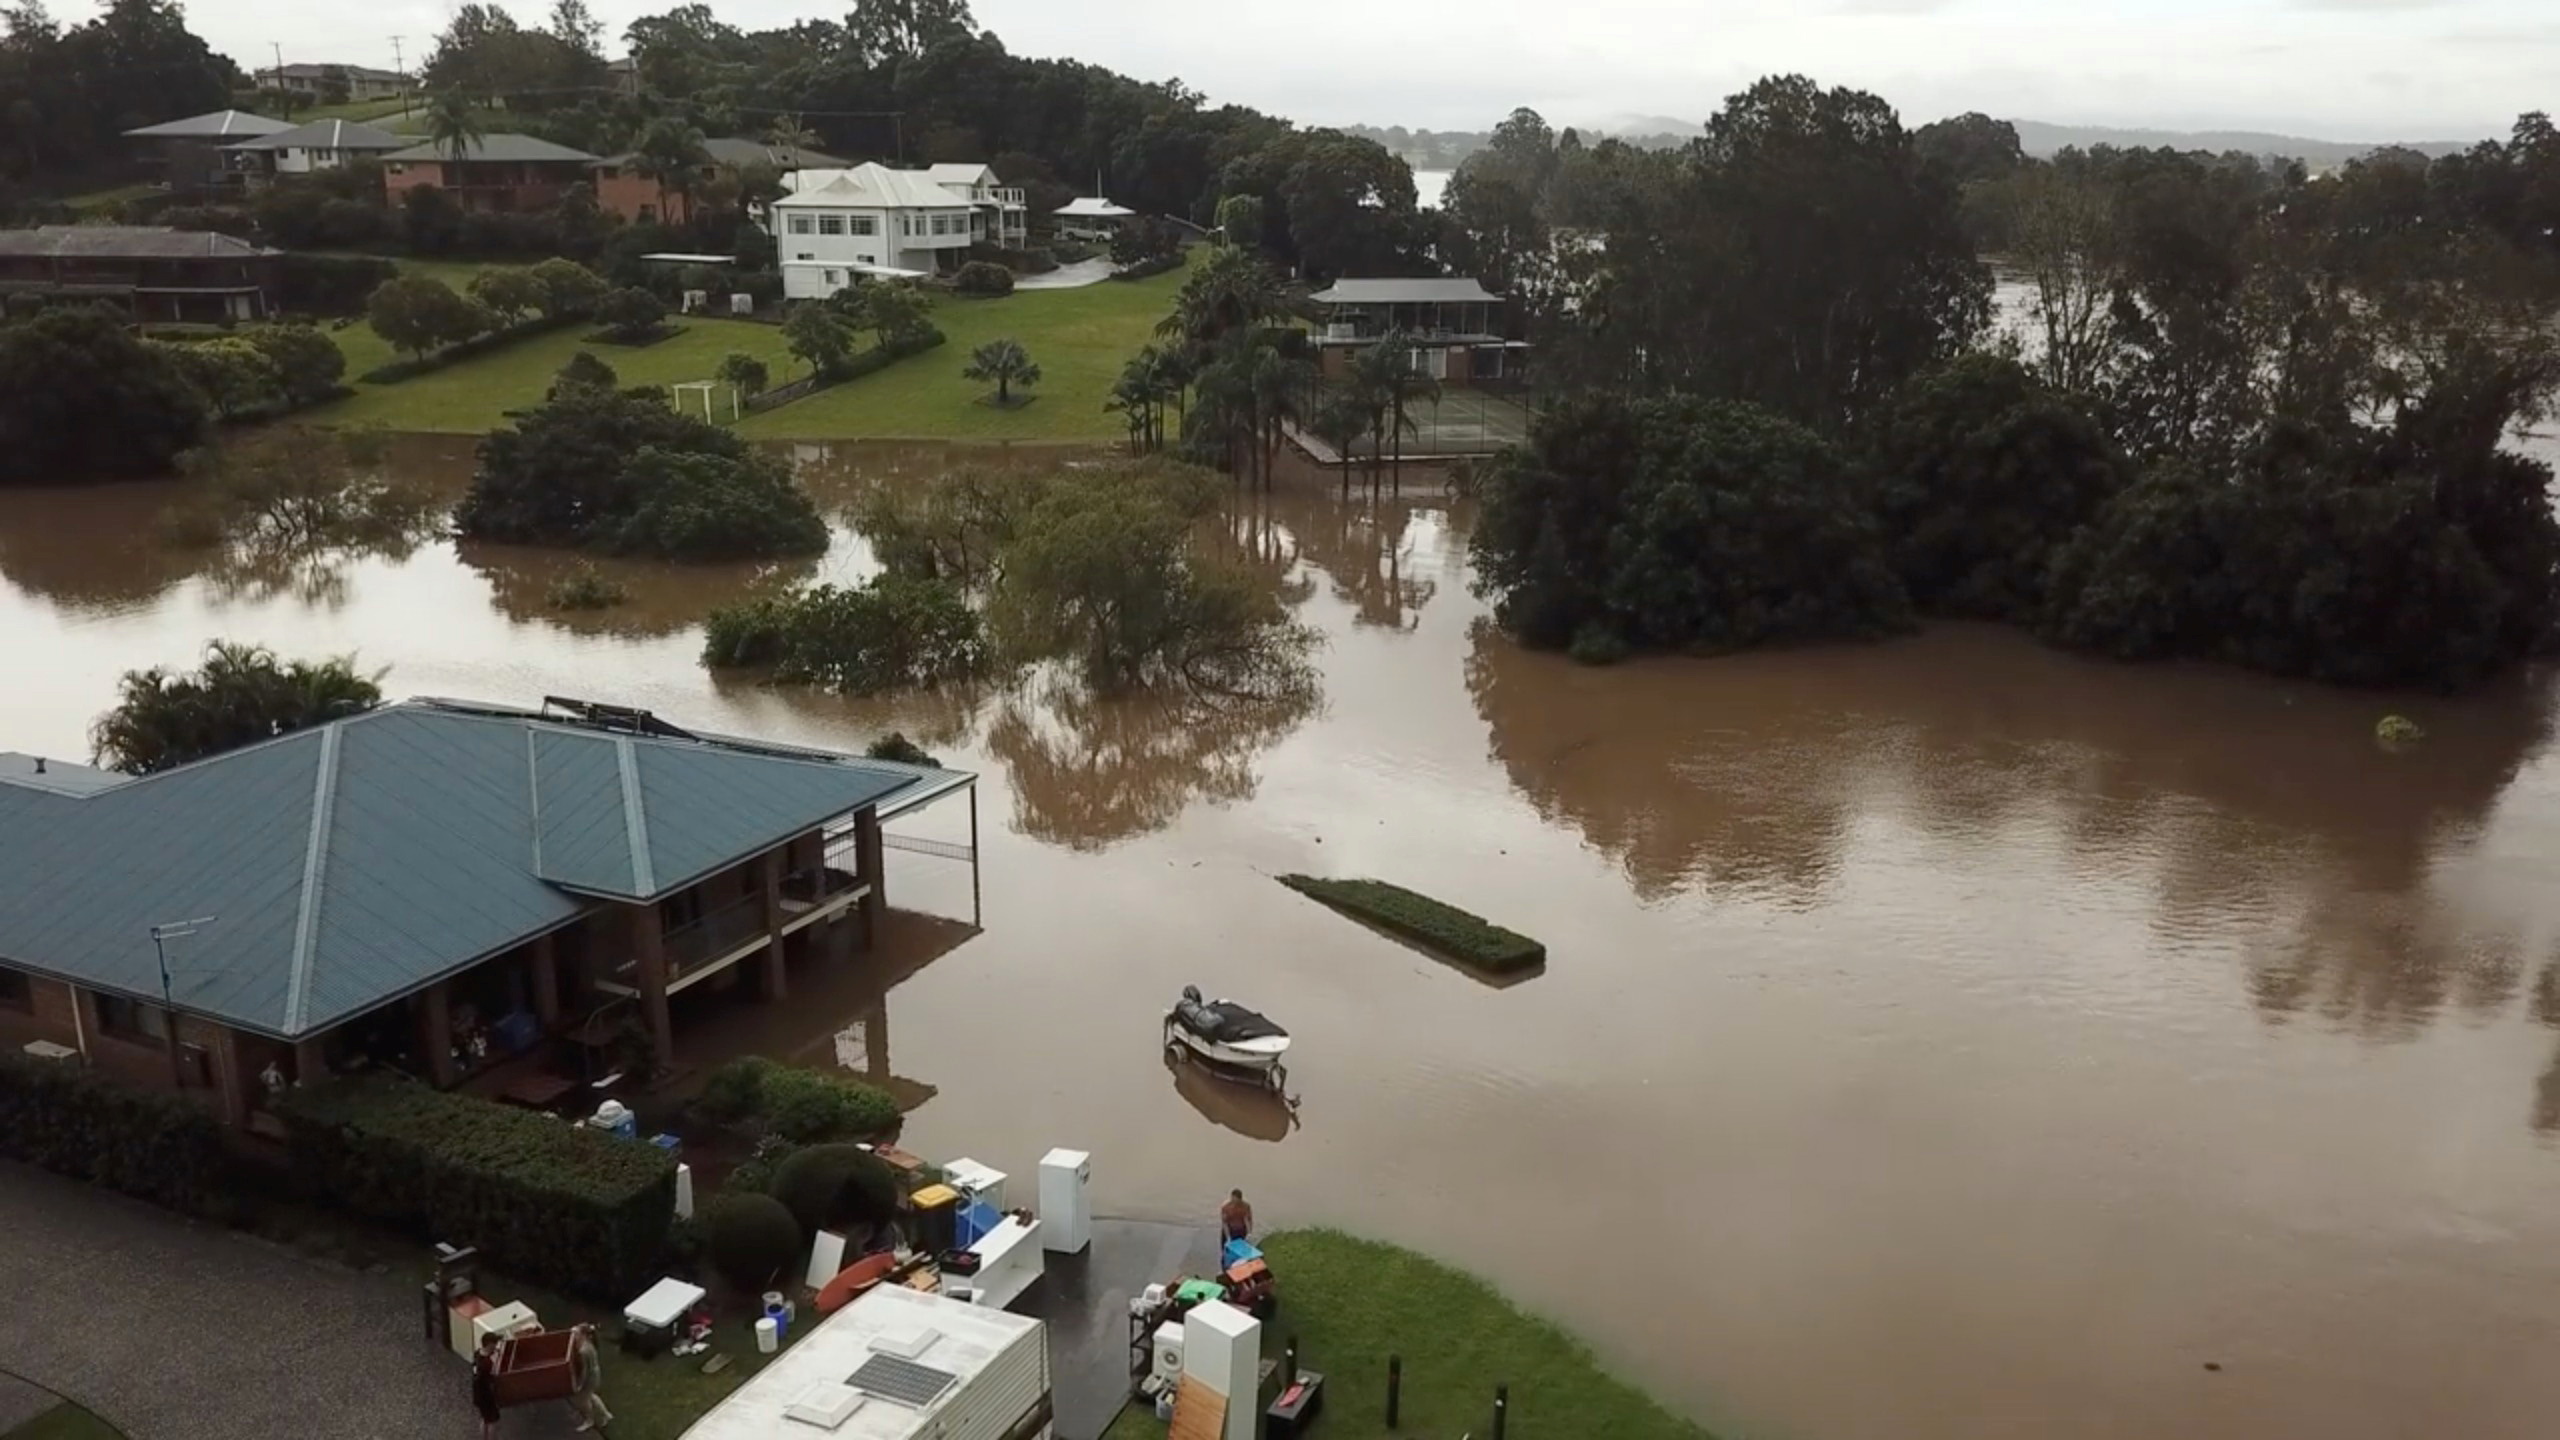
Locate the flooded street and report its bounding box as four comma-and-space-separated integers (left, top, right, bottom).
7, 437, 2560, 1439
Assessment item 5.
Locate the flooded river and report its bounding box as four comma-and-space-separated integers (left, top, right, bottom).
6, 437, 2560, 1439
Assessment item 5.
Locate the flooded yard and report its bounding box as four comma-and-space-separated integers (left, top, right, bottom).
3, 437, 2560, 1438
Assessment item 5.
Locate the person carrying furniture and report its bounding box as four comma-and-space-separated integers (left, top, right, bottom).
568, 1322, 614, 1434
1220, 1189, 1253, 1242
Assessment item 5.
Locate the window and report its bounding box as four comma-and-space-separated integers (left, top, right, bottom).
787, 214, 814, 235
818, 214, 844, 236
795, 252, 814, 261
850, 216, 876, 236
95, 994, 168, 1044
0, 968, 29, 1012
930, 215, 951, 236
901, 215, 914, 236
824, 269, 842, 285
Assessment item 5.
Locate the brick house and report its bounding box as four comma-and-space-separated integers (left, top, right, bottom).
381, 134, 602, 213
0, 226, 283, 323
594, 136, 850, 224
0, 698, 975, 1132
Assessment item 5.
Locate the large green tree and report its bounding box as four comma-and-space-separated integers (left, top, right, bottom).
0, 307, 207, 485
91, 642, 383, 774
1470, 393, 1912, 660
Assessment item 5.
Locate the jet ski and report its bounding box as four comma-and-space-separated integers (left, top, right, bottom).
1163, 985, 1291, 1090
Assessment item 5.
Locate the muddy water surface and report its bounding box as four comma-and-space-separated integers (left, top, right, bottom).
6, 437, 2560, 1440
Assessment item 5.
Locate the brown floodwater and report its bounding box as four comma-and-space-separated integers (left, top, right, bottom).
6, 433, 2560, 1440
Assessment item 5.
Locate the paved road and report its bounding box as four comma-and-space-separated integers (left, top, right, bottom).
1014, 257, 1114, 290
0, 1163, 578, 1440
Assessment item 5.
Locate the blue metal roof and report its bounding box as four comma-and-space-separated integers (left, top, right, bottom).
0, 700, 951, 1038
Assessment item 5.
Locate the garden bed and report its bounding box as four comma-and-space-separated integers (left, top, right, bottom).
1277, 875, 1545, 974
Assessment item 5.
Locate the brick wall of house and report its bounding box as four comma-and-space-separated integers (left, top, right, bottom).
0, 966, 249, 1123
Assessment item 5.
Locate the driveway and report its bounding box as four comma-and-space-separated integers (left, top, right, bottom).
0, 1164, 578, 1440
1014, 257, 1114, 290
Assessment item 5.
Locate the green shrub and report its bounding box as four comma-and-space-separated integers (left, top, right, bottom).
952, 261, 1015, 297
357, 313, 571, 384
700, 576, 984, 693
762, 1064, 901, 1143
771, 1143, 901, 1238
1567, 623, 1629, 667
607, 447, 829, 562
1279, 875, 1547, 973
696, 1056, 772, 1124
281, 1076, 676, 1300
0, 1053, 233, 1215
702, 1192, 804, 1291
545, 561, 628, 610
692, 1056, 900, 1144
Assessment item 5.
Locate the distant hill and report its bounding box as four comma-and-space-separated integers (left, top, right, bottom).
2010, 120, 2476, 166
1347, 115, 2485, 175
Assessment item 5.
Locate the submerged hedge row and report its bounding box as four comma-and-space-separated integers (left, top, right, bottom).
283, 1075, 677, 1300
1279, 875, 1547, 974
0, 1053, 234, 1215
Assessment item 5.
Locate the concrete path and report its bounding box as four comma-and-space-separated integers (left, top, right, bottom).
1014, 257, 1114, 291
0, 1163, 578, 1440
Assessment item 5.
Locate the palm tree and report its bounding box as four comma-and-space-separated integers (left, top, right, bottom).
1360, 330, 1441, 495
1311, 391, 1371, 497
90, 641, 384, 775
1107, 347, 1173, 453
632, 117, 711, 225
766, 113, 818, 171
1244, 344, 1315, 490
1153, 244, 1292, 352
1185, 344, 1259, 478
424, 90, 483, 164
964, 338, 1041, 406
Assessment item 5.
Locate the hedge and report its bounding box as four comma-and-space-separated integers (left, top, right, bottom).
0, 1054, 233, 1215
1278, 875, 1547, 973
1111, 253, 1184, 282
694, 1056, 899, 1143
282, 1075, 677, 1300
745, 328, 947, 416
358, 313, 579, 385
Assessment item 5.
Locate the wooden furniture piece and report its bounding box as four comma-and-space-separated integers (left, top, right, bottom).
491, 1330, 580, 1407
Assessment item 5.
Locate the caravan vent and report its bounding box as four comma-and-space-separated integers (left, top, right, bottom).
847, 1353, 959, 1409
869, 1327, 942, 1359
784, 1383, 867, 1430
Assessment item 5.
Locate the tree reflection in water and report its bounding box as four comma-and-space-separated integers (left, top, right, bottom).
1468, 614, 2560, 1062
1289, 494, 1440, 632
985, 664, 1320, 851
463, 542, 822, 639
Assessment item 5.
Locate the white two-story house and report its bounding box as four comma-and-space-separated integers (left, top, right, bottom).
922, 163, 1029, 248
769, 161, 1027, 299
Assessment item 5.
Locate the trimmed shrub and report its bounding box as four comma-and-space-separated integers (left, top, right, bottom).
701, 1192, 804, 1291
690, 1055, 900, 1143
952, 261, 1015, 297
726, 1135, 800, 1196
0, 1053, 232, 1215
770, 1143, 901, 1238
281, 1076, 677, 1300
1278, 875, 1546, 973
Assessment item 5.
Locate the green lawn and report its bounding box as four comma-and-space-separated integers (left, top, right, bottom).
735, 260, 1188, 444
315, 317, 800, 432
449, 1274, 795, 1440
2, 1403, 124, 1440
1103, 1230, 1711, 1440
63, 183, 156, 215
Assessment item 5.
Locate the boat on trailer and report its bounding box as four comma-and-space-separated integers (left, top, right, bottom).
1163, 985, 1291, 1091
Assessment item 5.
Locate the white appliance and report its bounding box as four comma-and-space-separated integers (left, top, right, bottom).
473, 1301, 541, 1351
1037, 1148, 1091, 1254
1181, 1300, 1262, 1440
1150, 1321, 1185, 1388
943, 1157, 1006, 1212
961, 1215, 1043, 1311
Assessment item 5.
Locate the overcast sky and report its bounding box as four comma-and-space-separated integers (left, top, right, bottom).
200, 0, 2552, 142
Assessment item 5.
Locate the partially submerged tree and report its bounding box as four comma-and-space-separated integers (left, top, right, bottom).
91, 641, 385, 774
0, 306, 207, 485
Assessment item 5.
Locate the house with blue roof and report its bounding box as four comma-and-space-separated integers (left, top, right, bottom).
0, 697, 975, 1131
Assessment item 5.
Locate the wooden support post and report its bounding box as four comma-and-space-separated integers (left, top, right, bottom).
418, 979, 457, 1087
1491, 1384, 1508, 1440
293, 1035, 327, 1085
855, 807, 885, 950
211, 1025, 250, 1127
1385, 1355, 1401, 1428
633, 905, 674, 1072
757, 849, 788, 1000
530, 933, 561, 1028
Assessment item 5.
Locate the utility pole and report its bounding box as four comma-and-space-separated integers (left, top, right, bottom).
270, 40, 283, 92
390, 36, 409, 116
147, 916, 215, 1092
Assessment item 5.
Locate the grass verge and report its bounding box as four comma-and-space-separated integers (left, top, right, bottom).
1278, 875, 1545, 973
314, 315, 803, 431
1102, 1229, 1708, 1440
